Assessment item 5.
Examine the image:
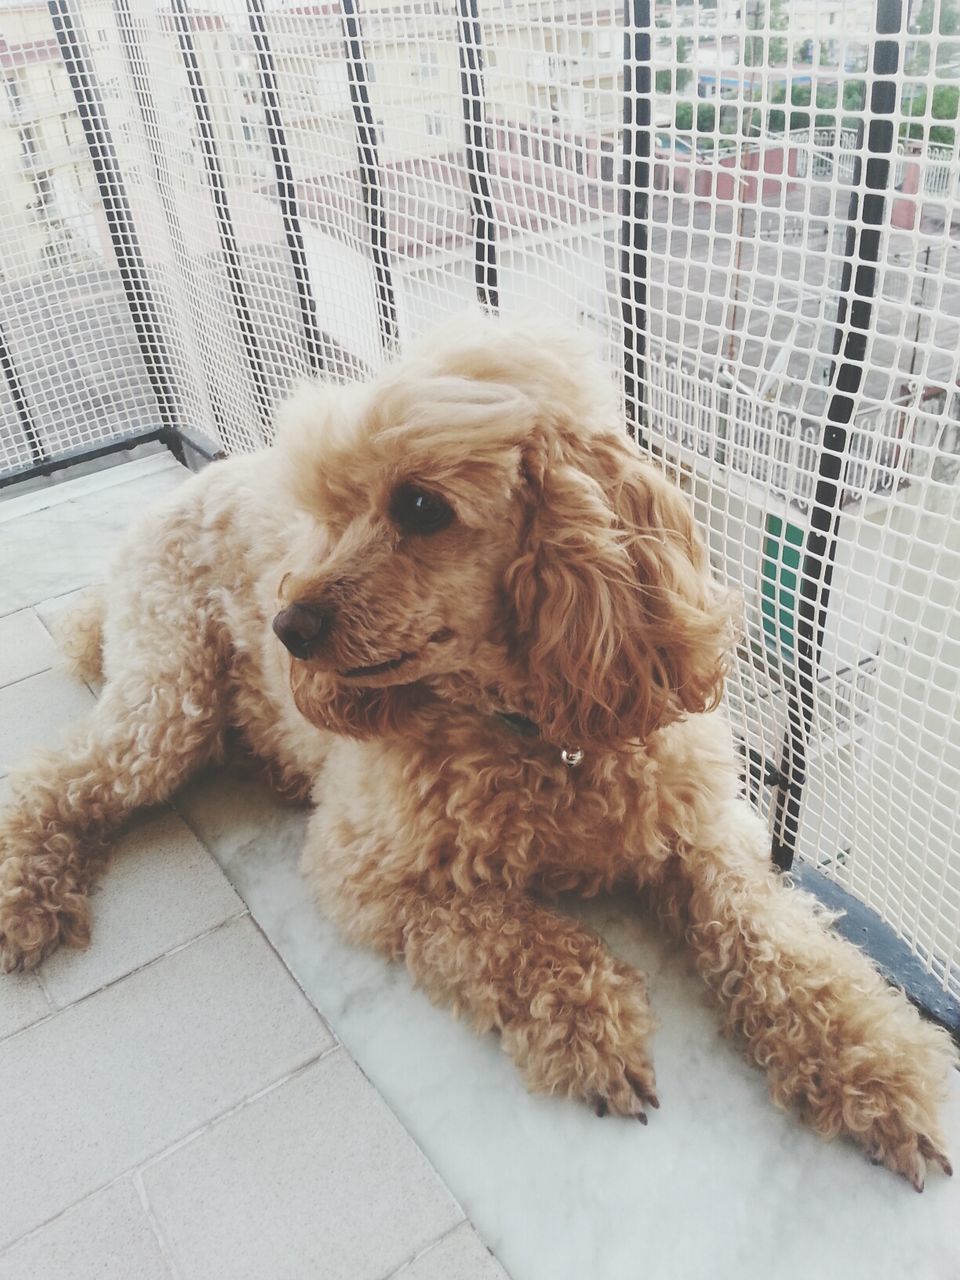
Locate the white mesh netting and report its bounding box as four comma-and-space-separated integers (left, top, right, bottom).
1, 0, 958, 994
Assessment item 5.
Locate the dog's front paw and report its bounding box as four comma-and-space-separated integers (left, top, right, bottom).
0, 877, 90, 972
0, 807, 95, 971
504, 962, 659, 1121
832, 1057, 954, 1191
585, 1044, 659, 1122
863, 1117, 952, 1192
787, 1010, 956, 1190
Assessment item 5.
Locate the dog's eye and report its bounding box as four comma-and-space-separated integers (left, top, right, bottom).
389, 483, 455, 536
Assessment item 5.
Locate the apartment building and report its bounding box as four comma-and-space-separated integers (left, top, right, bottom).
0, 5, 104, 282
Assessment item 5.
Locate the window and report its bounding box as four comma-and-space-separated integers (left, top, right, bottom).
19, 126, 39, 165
418, 50, 441, 80
41, 238, 69, 268
3, 74, 23, 117
32, 174, 54, 207
425, 113, 444, 137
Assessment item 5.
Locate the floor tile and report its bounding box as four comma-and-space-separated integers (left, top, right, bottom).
0, 468, 187, 616
397, 1224, 509, 1280
0, 667, 95, 777
33, 589, 105, 694
0, 917, 332, 1248
33, 587, 89, 639
38, 809, 245, 1007
202, 814, 960, 1280
0, 972, 50, 1041
176, 766, 310, 874
0, 1181, 171, 1280
0, 453, 180, 524
0, 610, 58, 686
143, 1050, 462, 1280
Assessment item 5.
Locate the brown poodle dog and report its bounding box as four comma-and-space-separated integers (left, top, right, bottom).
0, 315, 954, 1189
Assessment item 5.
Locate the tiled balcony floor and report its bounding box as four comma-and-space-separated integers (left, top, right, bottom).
1, 456, 958, 1280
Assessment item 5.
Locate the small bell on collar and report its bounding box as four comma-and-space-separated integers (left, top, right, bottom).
561, 746, 584, 768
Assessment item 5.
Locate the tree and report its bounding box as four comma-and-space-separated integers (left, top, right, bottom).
843, 80, 866, 111
905, 0, 959, 76
932, 85, 959, 145
673, 99, 730, 141
675, 35, 694, 93
659, 37, 696, 99
744, 0, 789, 68
900, 84, 959, 146
910, 0, 959, 36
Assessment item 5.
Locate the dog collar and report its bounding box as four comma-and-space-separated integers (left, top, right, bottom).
493, 710, 538, 737
492, 710, 584, 768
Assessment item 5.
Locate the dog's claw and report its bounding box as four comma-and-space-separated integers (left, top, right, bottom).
625, 1070, 658, 1115
865, 1132, 951, 1187
918, 1135, 952, 1177
587, 1078, 656, 1124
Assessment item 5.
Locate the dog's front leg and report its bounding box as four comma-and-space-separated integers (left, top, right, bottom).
658, 799, 956, 1187
324, 874, 659, 1118
0, 658, 224, 972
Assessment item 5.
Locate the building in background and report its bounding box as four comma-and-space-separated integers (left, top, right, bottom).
0, 13, 101, 281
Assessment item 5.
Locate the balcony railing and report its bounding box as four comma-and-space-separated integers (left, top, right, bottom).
786, 126, 860, 181
648, 345, 926, 513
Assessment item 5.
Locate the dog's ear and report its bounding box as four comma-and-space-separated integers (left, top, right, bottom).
504, 429, 733, 751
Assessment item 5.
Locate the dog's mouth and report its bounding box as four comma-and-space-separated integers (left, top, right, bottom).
342, 652, 413, 679
339, 628, 455, 683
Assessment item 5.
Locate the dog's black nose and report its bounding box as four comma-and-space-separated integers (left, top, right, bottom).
272, 603, 333, 659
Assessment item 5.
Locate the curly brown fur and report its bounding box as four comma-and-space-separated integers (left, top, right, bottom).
1, 313, 954, 1187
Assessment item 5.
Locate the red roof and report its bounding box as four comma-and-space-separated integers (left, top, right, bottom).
293, 139, 614, 262
0, 37, 60, 70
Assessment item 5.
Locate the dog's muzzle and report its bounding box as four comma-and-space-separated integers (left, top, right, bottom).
272, 602, 333, 660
